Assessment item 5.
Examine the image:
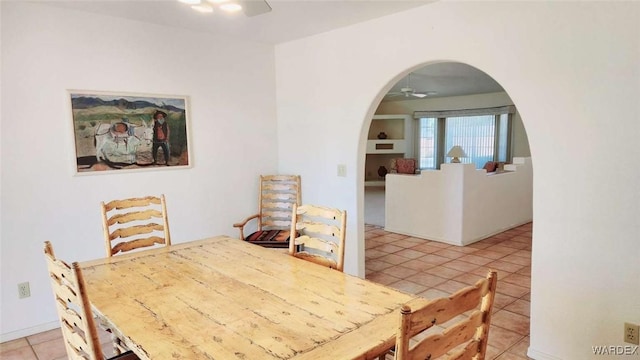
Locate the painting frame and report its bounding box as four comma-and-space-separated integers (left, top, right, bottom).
69, 90, 192, 175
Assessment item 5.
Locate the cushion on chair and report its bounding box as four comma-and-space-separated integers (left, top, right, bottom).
396, 158, 417, 174
483, 161, 498, 172
245, 230, 292, 248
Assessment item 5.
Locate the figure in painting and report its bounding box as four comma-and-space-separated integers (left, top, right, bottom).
122, 117, 135, 136
152, 110, 170, 166
93, 119, 153, 167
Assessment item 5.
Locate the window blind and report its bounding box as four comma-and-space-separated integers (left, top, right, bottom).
414, 105, 516, 119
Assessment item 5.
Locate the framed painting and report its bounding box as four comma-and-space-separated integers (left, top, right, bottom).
69, 90, 191, 174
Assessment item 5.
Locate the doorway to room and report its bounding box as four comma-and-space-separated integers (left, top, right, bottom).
363, 62, 532, 231
361, 62, 534, 357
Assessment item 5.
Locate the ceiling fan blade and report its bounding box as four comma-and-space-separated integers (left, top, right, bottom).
240, 0, 272, 17
413, 91, 438, 98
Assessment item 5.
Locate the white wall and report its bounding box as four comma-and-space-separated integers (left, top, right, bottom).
0, 2, 278, 340
386, 158, 532, 245
275, 2, 639, 359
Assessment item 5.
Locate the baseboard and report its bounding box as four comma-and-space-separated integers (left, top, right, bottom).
0, 320, 60, 343
382, 227, 461, 246
384, 221, 531, 247
527, 347, 564, 360
462, 219, 533, 246
364, 181, 385, 187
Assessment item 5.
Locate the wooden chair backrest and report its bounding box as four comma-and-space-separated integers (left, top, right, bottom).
44, 241, 103, 360
258, 175, 301, 231
395, 270, 498, 360
289, 203, 346, 272
101, 194, 171, 257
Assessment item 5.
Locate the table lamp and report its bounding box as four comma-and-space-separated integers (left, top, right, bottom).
446, 146, 467, 163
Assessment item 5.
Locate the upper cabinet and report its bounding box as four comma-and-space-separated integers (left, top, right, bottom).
366, 115, 413, 157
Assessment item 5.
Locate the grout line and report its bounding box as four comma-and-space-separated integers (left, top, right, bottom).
365, 223, 532, 360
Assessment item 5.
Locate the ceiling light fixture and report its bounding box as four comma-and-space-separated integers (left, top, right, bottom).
207, 0, 243, 13
191, 4, 214, 13
178, 0, 271, 17
220, 3, 242, 12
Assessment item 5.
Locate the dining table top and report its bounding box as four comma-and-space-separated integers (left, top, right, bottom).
80, 236, 426, 359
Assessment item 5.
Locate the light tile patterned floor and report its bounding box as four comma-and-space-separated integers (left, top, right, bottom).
1, 223, 532, 359
365, 223, 532, 360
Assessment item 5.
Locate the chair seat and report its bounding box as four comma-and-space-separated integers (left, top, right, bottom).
234, 175, 301, 247
245, 230, 292, 248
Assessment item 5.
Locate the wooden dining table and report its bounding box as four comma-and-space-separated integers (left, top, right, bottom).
80, 236, 426, 359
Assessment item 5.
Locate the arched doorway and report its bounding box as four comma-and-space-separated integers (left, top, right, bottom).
361, 62, 533, 358
364, 62, 531, 226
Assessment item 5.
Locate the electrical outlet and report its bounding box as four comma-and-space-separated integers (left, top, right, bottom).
625, 322, 640, 345
18, 282, 31, 299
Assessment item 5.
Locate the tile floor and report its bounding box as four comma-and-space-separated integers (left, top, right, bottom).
365, 222, 532, 360
1, 223, 532, 360
0, 325, 114, 360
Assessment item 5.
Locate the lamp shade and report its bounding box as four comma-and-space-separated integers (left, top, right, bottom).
446, 146, 467, 163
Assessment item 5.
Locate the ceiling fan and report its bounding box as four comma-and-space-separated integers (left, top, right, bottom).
179, 0, 272, 17
386, 73, 436, 99
239, 0, 272, 17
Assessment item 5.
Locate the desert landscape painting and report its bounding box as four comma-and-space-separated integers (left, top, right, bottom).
70, 91, 190, 174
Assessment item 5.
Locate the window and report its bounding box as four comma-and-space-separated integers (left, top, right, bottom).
497, 113, 510, 162
415, 106, 515, 169
418, 117, 437, 169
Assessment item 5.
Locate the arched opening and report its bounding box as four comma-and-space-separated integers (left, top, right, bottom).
360, 61, 533, 357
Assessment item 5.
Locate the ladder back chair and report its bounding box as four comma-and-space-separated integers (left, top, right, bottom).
101, 194, 171, 257
288, 203, 347, 272
233, 175, 301, 248
43, 241, 139, 360
392, 270, 498, 360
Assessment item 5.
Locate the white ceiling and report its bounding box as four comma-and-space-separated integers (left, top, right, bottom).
35, 0, 504, 99
37, 0, 433, 44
